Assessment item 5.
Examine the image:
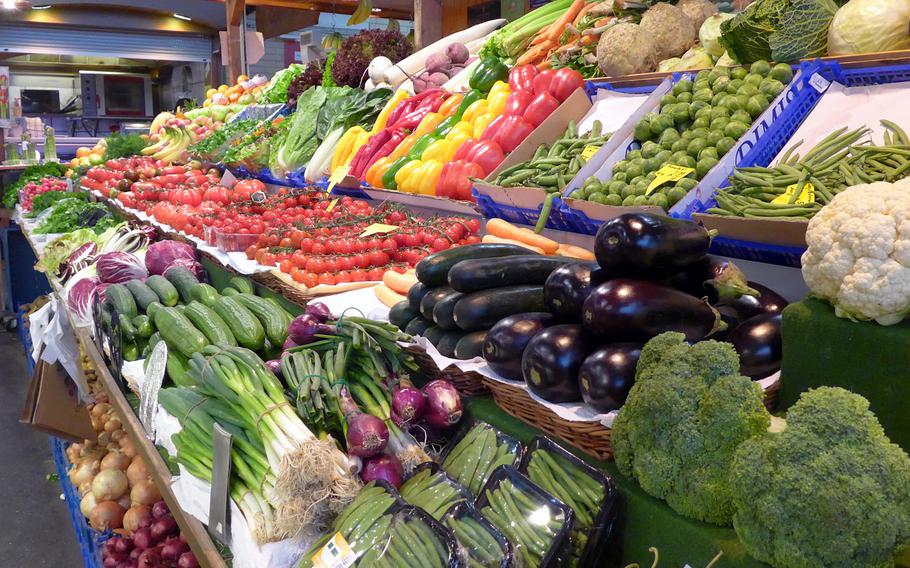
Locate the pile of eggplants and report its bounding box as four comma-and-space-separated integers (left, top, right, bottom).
481, 213, 786, 411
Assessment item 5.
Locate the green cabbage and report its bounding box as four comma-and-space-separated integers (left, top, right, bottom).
828, 0, 910, 55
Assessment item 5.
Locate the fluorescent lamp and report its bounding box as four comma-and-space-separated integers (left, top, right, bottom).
32, 4, 51, 8
173, 13, 191, 21
371, 7, 380, 11
2, 0, 17, 10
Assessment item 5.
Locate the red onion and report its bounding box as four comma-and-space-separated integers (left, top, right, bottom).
103, 553, 125, 567
391, 385, 426, 424
422, 380, 463, 429
282, 337, 297, 351
177, 552, 200, 568
132, 528, 153, 550
305, 302, 333, 323
138, 514, 154, 530
161, 538, 190, 561
360, 454, 404, 487
114, 537, 134, 554
151, 500, 170, 520
265, 359, 282, 376
346, 413, 389, 458
288, 314, 321, 345
137, 546, 163, 568
151, 516, 178, 541
129, 548, 142, 561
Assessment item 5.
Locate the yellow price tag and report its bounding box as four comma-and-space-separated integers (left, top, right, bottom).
580, 145, 601, 162
327, 165, 350, 193
646, 164, 695, 196
312, 532, 357, 568
771, 181, 815, 205
360, 223, 399, 238
326, 198, 339, 212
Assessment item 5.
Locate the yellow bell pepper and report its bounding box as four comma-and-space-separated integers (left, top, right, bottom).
444, 131, 472, 161
445, 120, 474, 142
365, 156, 393, 188
421, 139, 451, 162
473, 113, 497, 138
331, 126, 364, 172
371, 90, 410, 133
461, 100, 489, 123
390, 133, 420, 160
438, 94, 464, 118
414, 112, 444, 138
415, 160, 444, 195
395, 160, 425, 193
486, 82, 512, 116
343, 130, 372, 167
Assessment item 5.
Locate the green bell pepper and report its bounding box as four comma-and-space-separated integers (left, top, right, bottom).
434, 115, 459, 138
382, 157, 410, 190
469, 57, 509, 93
406, 134, 439, 161
453, 89, 484, 120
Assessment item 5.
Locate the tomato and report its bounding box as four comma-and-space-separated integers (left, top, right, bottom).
350, 269, 367, 282
525, 92, 560, 128
323, 258, 338, 274
367, 268, 384, 281
335, 272, 351, 284
369, 250, 390, 266
260, 251, 277, 266
337, 256, 353, 271
302, 273, 319, 288
162, 165, 185, 176
549, 68, 585, 103
311, 243, 326, 255
117, 193, 136, 209
305, 258, 325, 273
279, 259, 294, 274
299, 237, 314, 253
431, 238, 450, 252
291, 268, 307, 284
464, 235, 481, 245
532, 69, 556, 96
318, 274, 336, 286
504, 91, 534, 116
353, 254, 369, 269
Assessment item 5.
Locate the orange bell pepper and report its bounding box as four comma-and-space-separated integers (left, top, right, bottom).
389, 133, 420, 160
414, 112, 444, 138
365, 156, 393, 188
438, 93, 464, 118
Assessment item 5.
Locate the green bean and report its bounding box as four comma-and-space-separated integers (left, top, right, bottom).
743, 206, 819, 217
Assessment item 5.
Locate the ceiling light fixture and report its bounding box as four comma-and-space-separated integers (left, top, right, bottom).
173, 13, 191, 21
371, 7, 380, 11
2, 0, 17, 9
32, 4, 51, 8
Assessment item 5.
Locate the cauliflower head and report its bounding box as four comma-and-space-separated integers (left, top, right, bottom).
801, 180, 910, 325
731, 387, 910, 568
611, 332, 770, 525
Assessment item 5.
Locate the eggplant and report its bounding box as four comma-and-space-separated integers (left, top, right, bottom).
666, 255, 758, 303
408, 282, 430, 311
582, 279, 726, 342
578, 344, 642, 413
594, 213, 712, 277
522, 324, 591, 403
483, 312, 555, 381
723, 282, 788, 320
543, 262, 599, 321
729, 313, 782, 380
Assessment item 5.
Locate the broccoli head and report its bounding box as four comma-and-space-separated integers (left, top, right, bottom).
612, 332, 770, 525
731, 387, 910, 568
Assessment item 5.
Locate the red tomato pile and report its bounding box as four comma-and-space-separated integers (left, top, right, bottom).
20, 177, 70, 211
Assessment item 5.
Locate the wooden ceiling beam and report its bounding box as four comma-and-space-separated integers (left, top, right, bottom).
256, 6, 320, 38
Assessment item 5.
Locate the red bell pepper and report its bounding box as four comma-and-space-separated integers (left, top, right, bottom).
349, 129, 393, 178
454, 139, 505, 176
526, 92, 560, 127
549, 68, 585, 102
480, 114, 508, 142
437, 160, 485, 201
494, 115, 536, 154
357, 128, 408, 180
532, 69, 556, 96
504, 91, 534, 116
509, 65, 539, 92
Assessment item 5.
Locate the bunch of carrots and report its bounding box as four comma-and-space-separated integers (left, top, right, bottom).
516, 0, 620, 70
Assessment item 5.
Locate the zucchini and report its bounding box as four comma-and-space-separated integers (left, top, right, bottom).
132, 315, 155, 339
184, 301, 237, 346
420, 286, 455, 321
405, 317, 433, 336
436, 330, 467, 358
234, 294, 289, 346
432, 290, 465, 331
106, 284, 138, 320
407, 282, 430, 312
390, 301, 420, 331
125, 280, 160, 312
146, 275, 180, 307
153, 306, 209, 358
448, 255, 569, 293
455, 331, 487, 359
166, 351, 193, 387
453, 285, 547, 331
423, 325, 445, 346
228, 276, 255, 295
416, 243, 533, 288
213, 296, 265, 351
164, 266, 200, 304
190, 283, 221, 307
221, 287, 240, 297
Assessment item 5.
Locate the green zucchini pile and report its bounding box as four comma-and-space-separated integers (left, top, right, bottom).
389, 243, 571, 359
442, 422, 521, 496
102, 269, 293, 381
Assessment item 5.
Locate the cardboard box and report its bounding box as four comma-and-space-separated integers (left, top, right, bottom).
20, 353, 96, 443
693, 212, 808, 248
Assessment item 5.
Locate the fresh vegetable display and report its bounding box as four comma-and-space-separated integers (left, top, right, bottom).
100, 501, 199, 568
204, 73, 269, 107
398, 466, 468, 519
2, 161, 68, 207
442, 505, 509, 567
19, 178, 71, 212
34, 198, 119, 235
441, 422, 520, 495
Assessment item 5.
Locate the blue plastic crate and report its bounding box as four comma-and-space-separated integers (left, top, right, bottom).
710, 236, 805, 268
51, 437, 110, 568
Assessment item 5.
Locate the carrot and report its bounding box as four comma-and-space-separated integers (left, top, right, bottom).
481, 234, 545, 254
572, 3, 595, 26
516, 43, 554, 66
594, 17, 613, 27
383, 270, 418, 295
556, 243, 596, 261
374, 284, 406, 308
540, 0, 586, 42
486, 219, 559, 254
579, 34, 597, 46
537, 59, 553, 70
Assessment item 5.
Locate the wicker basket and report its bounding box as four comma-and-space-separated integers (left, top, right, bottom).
482, 376, 783, 462
404, 345, 489, 397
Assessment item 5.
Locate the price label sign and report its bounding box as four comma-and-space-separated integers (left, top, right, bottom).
772, 181, 815, 205
327, 166, 350, 193
326, 198, 339, 212
580, 145, 602, 162
221, 169, 237, 188
139, 341, 167, 436
646, 164, 695, 195
312, 532, 357, 568
360, 223, 399, 237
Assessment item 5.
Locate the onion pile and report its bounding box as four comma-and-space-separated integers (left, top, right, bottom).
101, 500, 198, 568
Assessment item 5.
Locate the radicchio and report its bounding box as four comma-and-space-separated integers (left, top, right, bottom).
100, 224, 152, 254
145, 240, 201, 277
68, 277, 102, 328
59, 242, 98, 285
96, 251, 148, 284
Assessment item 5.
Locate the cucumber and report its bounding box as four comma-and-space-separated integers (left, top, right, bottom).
416, 243, 534, 288
453, 286, 547, 331
105, 284, 138, 320
390, 301, 420, 331
448, 255, 569, 293
153, 306, 209, 358
184, 301, 237, 346
146, 275, 180, 307
408, 282, 430, 312
221, 287, 240, 297
455, 331, 487, 359
262, 340, 282, 361
123, 341, 139, 362
213, 296, 265, 351
125, 280, 160, 312
145, 301, 163, 319
436, 330, 467, 358
190, 283, 221, 307
420, 286, 455, 321
423, 325, 445, 346
432, 290, 465, 331
119, 316, 138, 341
234, 294, 289, 346
164, 266, 200, 304
264, 297, 295, 320
143, 332, 161, 358
166, 351, 193, 387
405, 317, 433, 336
228, 276, 255, 295
131, 315, 155, 339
